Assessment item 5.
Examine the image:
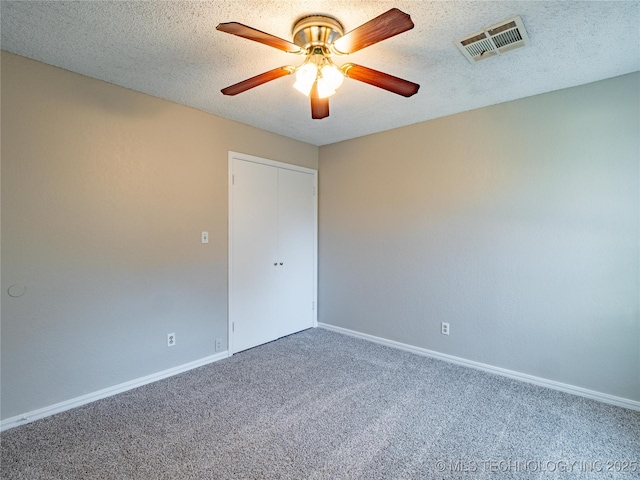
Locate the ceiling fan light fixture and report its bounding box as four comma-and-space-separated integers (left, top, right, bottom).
294, 56, 344, 98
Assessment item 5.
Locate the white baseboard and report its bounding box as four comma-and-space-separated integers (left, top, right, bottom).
318, 323, 640, 412
0, 351, 230, 432
4, 326, 637, 432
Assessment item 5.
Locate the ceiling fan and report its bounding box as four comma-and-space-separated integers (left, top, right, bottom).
216, 8, 420, 119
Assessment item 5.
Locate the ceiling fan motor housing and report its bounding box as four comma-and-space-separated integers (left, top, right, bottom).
292, 15, 344, 52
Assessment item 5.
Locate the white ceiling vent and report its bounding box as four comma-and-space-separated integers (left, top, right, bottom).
455, 16, 530, 63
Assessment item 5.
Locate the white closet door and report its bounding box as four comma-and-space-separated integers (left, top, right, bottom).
276, 167, 315, 338
231, 159, 280, 352
229, 154, 317, 355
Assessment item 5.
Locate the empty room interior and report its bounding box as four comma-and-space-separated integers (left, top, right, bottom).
1, 1, 639, 479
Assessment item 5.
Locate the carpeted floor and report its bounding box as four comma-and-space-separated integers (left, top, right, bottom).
1, 328, 639, 479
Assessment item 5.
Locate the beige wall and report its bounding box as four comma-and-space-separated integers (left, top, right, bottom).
318, 73, 640, 402
1, 51, 317, 420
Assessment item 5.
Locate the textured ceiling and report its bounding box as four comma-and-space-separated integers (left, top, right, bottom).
1, 1, 639, 146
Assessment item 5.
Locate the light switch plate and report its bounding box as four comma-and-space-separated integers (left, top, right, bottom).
201, 231, 209, 244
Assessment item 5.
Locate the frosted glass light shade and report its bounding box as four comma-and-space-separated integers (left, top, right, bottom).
294, 63, 318, 96
321, 64, 344, 90
315, 78, 336, 98
293, 58, 345, 98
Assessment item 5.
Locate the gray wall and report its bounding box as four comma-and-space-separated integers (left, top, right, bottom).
1, 51, 318, 420
3, 50, 638, 421
318, 73, 640, 402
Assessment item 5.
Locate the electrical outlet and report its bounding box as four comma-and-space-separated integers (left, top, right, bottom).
441, 322, 450, 335
215, 338, 223, 352
167, 332, 176, 347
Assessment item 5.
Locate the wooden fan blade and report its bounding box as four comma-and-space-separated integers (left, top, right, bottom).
310, 83, 329, 119
217, 22, 303, 54
221, 67, 293, 96
342, 64, 420, 97
331, 9, 414, 55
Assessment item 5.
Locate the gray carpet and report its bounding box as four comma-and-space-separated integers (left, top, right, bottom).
1, 328, 639, 479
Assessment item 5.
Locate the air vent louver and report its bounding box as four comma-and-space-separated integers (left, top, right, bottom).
455, 16, 530, 63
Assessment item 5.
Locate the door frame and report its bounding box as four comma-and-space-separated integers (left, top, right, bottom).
228, 151, 318, 355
